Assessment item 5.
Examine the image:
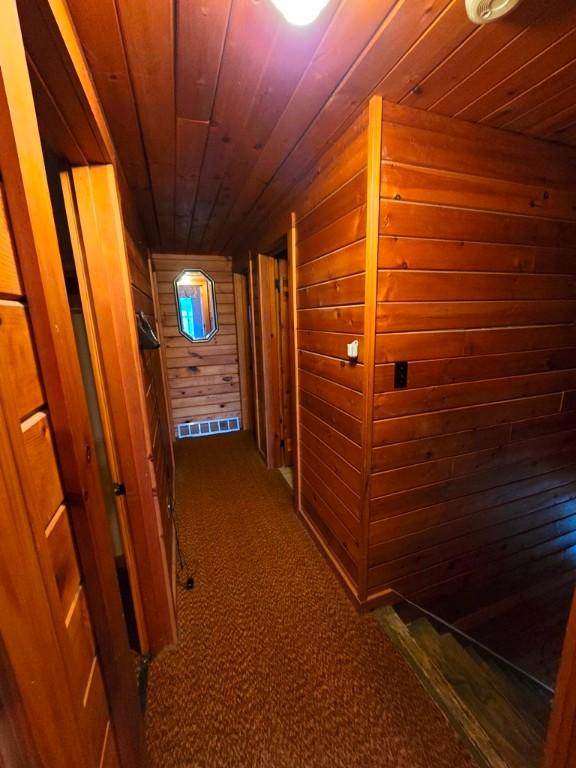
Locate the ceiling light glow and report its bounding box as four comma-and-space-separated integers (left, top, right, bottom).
270, 0, 330, 26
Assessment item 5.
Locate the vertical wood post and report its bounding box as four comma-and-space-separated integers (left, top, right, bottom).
233, 271, 254, 431
0, 2, 146, 763
288, 212, 301, 508
359, 95, 383, 603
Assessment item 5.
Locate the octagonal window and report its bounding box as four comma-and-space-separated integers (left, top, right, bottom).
174, 269, 218, 342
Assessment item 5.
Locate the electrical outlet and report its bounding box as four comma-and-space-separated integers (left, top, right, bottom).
394, 361, 408, 389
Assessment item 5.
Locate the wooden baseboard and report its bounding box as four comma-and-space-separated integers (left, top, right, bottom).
295, 502, 362, 610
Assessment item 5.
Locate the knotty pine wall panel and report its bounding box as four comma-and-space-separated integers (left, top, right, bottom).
294, 109, 369, 588
152, 254, 241, 428
125, 231, 174, 570
368, 103, 576, 614
0, 180, 118, 767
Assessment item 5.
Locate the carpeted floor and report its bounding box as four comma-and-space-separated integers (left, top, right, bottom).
145, 432, 477, 768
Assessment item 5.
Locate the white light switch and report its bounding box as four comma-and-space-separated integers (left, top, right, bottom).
347, 339, 359, 360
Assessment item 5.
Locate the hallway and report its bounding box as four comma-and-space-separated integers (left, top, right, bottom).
144, 433, 476, 768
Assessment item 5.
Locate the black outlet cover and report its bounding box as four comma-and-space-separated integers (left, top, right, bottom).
394, 361, 408, 389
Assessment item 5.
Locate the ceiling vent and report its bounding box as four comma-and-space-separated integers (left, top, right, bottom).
465, 0, 524, 24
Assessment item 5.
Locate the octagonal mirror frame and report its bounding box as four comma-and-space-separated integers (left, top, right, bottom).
173, 268, 219, 343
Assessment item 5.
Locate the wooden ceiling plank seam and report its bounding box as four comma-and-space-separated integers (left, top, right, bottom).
221, 109, 369, 258
18, 0, 107, 163
209, 0, 467, 255
113, 0, 176, 247
211, 0, 401, 253
174, 118, 210, 250
227, 94, 576, 257
188, 0, 288, 251
508, 93, 576, 137
175, 0, 233, 122
65, 0, 160, 246
65, 0, 150, 189
223, 0, 455, 253
398, 23, 484, 110
215, 0, 452, 255
462, 26, 576, 125
181, 0, 238, 254
21, 0, 158, 248
396, 0, 559, 112
26, 53, 88, 165
431, 0, 576, 117
550, 124, 576, 147
410, 0, 568, 114
373, 0, 475, 104
194, 17, 285, 251
498, 66, 576, 133
532, 108, 576, 140
199, 1, 344, 253
174, 0, 233, 250
104, 0, 163, 245
35, 0, 112, 162
67, 0, 576, 254
478, 56, 576, 130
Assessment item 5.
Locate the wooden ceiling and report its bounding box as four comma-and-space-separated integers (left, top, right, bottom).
64, 0, 576, 254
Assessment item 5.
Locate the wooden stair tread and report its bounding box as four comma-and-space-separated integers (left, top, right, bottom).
465, 647, 551, 736
410, 618, 542, 768
374, 607, 507, 768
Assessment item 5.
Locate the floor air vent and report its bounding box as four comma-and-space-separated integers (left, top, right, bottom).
176, 417, 241, 440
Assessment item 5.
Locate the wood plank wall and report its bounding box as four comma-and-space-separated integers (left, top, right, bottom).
152, 254, 241, 430
0, 178, 121, 766
293, 110, 369, 592
368, 102, 576, 613
126, 231, 173, 570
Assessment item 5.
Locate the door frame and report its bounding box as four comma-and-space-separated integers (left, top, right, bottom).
233, 271, 254, 432
249, 251, 283, 468
61, 164, 177, 653
0, 1, 146, 763
61, 170, 150, 655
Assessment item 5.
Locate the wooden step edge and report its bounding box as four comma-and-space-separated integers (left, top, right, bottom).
438, 634, 545, 762
466, 647, 550, 737
374, 607, 508, 768
490, 660, 553, 714
409, 621, 542, 768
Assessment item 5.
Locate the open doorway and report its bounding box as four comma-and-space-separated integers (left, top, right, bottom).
41, 148, 146, 654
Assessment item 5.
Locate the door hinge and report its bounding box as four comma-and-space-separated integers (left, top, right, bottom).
280, 439, 285, 449
274, 278, 280, 291
113, 483, 126, 496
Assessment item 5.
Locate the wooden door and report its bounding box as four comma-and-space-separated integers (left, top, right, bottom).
275, 256, 293, 467
233, 272, 254, 431
0, 184, 129, 766
0, 2, 145, 762
249, 253, 267, 462
249, 252, 294, 469
61, 165, 176, 653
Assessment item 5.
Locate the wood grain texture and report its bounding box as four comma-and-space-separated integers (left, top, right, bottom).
153, 253, 241, 429
0, 303, 45, 418
368, 103, 576, 616
293, 108, 369, 593
0, 182, 21, 296
20, 411, 63, 530
58, 0, 576, 257
66, 165, 176, 653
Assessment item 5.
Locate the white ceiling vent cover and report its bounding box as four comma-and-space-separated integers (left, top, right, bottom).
465, 0, 524, 24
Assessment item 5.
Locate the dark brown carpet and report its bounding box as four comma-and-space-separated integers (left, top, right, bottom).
145, 433, 476, 768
